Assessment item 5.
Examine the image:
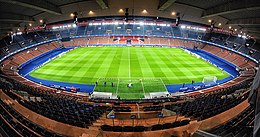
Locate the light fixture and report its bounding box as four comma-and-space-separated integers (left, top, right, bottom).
171, 12, 176, 16
208, 19, 212, 23
142, 9, 147, 14
10, 32, 13, 34
70, 13, 74, 17
89, 10, 94, 14
176, 12, 180, 26
29, 23, 32, 26
229, 26, 232, 29
240, 31, 243, 33
17, 28, 20, 31
119, 9, 124, 13
73, 13, 78, 26
234, 29, 237, 31
218, 23, 221, 26
39, 19, 43, 23
249, 50, 254, 55
124, 8, 129, 22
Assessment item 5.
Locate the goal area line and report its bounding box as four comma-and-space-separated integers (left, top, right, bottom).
92, 77, 169, 99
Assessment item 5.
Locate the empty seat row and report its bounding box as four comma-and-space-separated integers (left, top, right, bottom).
101, 119, 190, 132
0, 99, 65, 137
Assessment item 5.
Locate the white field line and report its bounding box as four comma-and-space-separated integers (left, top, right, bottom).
117, 93, 145, 94
140, 79, 146, 95
24, 48, 75, 76
182, 48, 234, 77
93, 77, 101, 92
89, 75, 219, 79
116, 77, 119, 95
160, 78, 168, 92
162, 49, 230, 79
23, 68, 36, 77
96, 77, 101, 82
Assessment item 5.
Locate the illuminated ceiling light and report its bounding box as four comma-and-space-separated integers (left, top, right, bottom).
17, 28, 20, 31
218, 23, 221, 26
10, 32, 13, 34
39, 19, 43, 23
70, 13, 74, 17
234, 29, 237, 31
156, 17, 159, 19
142, 9, 147, 14
89, 10, 94, 15
229, 26, 232, 29
240, 31, 243, 33
171, 12, 176, 16
29, 23, 32, 26
119, 9, 124, 13
208, 19, 212, 23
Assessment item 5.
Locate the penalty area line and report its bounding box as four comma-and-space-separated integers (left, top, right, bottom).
140, 79, 146, 96
160, 78, 168, 92
116, 77, 119, 95
96, 77, 101, 82
92, 77, 101, 92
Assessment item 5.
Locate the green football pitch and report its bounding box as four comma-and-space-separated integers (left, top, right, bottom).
30, 46, 229, 99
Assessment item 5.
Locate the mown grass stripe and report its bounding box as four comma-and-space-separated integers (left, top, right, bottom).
29, 47, 230, 99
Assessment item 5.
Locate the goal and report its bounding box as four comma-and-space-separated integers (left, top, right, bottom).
202, 76, 217, 85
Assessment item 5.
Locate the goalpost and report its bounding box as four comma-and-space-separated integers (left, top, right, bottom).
202, 76, 218, 85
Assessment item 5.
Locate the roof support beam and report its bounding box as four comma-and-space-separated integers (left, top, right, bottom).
0, 12, 34, 23
0, 24, 20, 29
248, 31, 260, 34
95, 0, 108, 9
158, 0, 176, 11
0, 0, 62, 15
202, 0, 260, 18
0, 29, 11, 32
242, 28, 260, 33
228, 18, 260, 26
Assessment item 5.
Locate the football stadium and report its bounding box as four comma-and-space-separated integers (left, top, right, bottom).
0, 0, 260, 137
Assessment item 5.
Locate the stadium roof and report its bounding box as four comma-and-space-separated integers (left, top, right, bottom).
0, 0, 260, 40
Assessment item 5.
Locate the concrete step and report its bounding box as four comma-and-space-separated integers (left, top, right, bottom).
92, 122, 102, 127
88, 126, 99, 131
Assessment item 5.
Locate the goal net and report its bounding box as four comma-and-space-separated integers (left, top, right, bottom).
202, 76, 217, 85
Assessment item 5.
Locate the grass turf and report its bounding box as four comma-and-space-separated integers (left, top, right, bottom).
30, 46, 229, 99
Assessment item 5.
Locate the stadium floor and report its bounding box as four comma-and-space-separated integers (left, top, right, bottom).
28, 46, 229, 99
